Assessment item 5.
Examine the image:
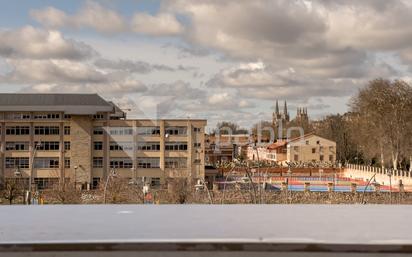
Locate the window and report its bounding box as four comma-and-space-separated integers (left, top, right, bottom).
64, 141, 70, 151
329, 146, 334, 152
293, 146, 299, 151
5, 113, 31, 120
36, 141, 59, 151
312, 148, 316, 154
5, 157, 29, 168
34, 126, 59, 135
64, 126, 70, 135
92, 177, 100, 189
34, 158, 59, 168
137, 157, 160, 168
93, 157, 103, 168
34, 178, 58, 190
165, 142, 188, 151
194, 127, 201, 132
137, 127, 160, 135
194, 159, 201, 164
64, 158, 70, 168
94, 141, 103, 150
33, 113, 60, 119
165, 157, 187, 168
319, 146, 324, 152
136, 142, 160, 151
320, 155, 324, 161
110, 158, 133, 168
194, 142, 201, 148
110, 141, 133, 151
165, 127, 187, 136
306, 140, 309, 145
6, 126, 30, 135
109, 127, 133, 135
93, 127, 104, 135
294, 154, 299, 161
93, 113, 105, 119
329, 155, 334, 162
5, 142, 29, 151
151, 178, 161, 187
64, 114, 71, 119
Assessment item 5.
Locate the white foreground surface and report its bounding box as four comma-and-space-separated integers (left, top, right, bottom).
0, 205, 411, 256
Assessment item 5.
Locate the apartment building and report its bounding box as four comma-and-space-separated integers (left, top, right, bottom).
0, 94, 206, 190
287, 134, 336, 163
245, 134, 336, 165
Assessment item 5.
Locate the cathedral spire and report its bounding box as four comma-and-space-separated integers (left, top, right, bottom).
283, 100, 288, 115
275, 100, 279, 114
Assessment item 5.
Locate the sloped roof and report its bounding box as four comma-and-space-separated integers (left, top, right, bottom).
288, 132, 336, 144
267, 141, 288, 150
0, 94, 110, 106
0, 93, 114, 114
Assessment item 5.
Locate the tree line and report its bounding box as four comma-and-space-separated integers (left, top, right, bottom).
316, 79, 412, 170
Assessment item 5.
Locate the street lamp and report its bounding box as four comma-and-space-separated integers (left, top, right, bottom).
73, 165, 78, 189
103, 168, 117, 204
27, 142, 42, 205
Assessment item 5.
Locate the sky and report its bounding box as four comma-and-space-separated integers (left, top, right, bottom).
0, 0, 411, 130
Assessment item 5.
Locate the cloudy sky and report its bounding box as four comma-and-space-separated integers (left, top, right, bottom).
0, 0, 410, 130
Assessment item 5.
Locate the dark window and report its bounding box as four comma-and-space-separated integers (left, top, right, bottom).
5, 157, 29, 168
165, 142, 187, 151
136, 142, 160, 151
34, 126, 59, 135
64, 158, 70, 168
64, 126, 70, 135
93, 127, 104, 135
92, 177, 100, 189
137, 158, 160, 168
5, 142, 29, 151
64, 141, 70, 151
94, 142, 103, 150
165, 127, 187, 136
6, 126, 30, 135
93, 157, 103, 168
34, 158, 59, 168
110, 158, 133, 168
36, 141, 59, 151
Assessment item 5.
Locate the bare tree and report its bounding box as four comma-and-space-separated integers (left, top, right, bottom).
1, 179, 24, 205
350, 79, 412, 169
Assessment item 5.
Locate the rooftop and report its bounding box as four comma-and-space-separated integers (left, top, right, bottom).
0, 93, 114, 115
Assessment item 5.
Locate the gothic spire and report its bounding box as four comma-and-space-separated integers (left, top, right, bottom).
275, 100, 279, 114
284, 100, 288, 115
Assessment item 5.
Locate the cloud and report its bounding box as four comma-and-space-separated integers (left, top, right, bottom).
23, 78, 147, 96
145, 80, 206, 99
30, 1, 126, 33
31, 1, 183, 36
131, 13, 184, 36
2, 59, 147, 96
1, 59, 106, 84
94, 58, 195, 73
162, 0, 412, 78
0, 26, 96, 60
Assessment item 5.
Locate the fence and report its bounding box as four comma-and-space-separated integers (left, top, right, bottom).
345, 164, 412, 188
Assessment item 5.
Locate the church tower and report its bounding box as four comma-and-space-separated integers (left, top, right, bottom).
272, 100, 290, 140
